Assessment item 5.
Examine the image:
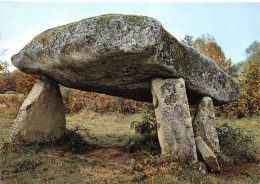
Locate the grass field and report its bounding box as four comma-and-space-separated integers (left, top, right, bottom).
0, 110, 259, 183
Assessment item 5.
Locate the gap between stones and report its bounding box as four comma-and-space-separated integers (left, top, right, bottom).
11, 77, 221, 172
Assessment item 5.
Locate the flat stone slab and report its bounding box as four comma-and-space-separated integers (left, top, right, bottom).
195, 136, 220, 172
12, 14, 241, 104
11, 78, 65, 143
152, 78, 197, 161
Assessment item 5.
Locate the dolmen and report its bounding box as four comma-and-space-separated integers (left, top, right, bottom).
11, 14, 241, 167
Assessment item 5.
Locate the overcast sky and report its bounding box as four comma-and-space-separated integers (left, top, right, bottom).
0, 1, 260, 71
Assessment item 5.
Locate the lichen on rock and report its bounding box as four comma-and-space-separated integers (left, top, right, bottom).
152, 78, 197, 162
11, 78, 65, 143
12, 14, 241, 104
193, 97, 220, 153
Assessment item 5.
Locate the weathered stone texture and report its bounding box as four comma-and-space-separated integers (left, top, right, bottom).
11, 78, 65, 143
152, 78, 197, 162
193, 97, 220, 153
12, 14, 241, 105
195, 136, 220, 172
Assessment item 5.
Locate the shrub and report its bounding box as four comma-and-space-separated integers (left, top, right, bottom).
216, 57, 260, 118
127, 111, 160, 154
0, 95, 8, 114
2, 126, 98, 154
52, 126, 97, 154
6, 95, 24, 118
0, 94, 24, 117
217, 123, 258, 162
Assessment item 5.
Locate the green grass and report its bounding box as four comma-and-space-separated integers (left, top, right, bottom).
0, 117, 13, 143
1, 111, 259, 184
66, 110, 142, 147
1, 146, 118, 183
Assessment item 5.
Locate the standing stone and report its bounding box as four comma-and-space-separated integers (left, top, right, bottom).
192, 97, 220, 153
151, 78, 197, 162
11, 78, 65, 143
195, 137, 220, 172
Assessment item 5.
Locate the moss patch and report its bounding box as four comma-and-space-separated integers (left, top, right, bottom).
96, 14, 122, 22
29, 21, 80, 46
167, 31, 184, 60
127, 16, 146, 26
28, 14, 158, 47
97, 14, 150, 26
161, 30, 185, 66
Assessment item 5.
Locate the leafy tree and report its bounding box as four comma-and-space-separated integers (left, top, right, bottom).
246, 41, 260, 59
236, 41, 260, 76
181, 34, 194, 47
216, 43, 260, 118
0, 77, 6, 89
241, 56, 260, 116
0, 49, 9, 92
0, 49, 8, 71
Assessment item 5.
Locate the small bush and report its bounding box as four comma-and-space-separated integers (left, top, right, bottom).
217, 123, 258, 162
1, 126, 97, 155
50, 129, 90, 153
127, 111, 160, 154
0, 96, 8, 113
215, 58, 260, 119
49, 126, 97, 154
0, 94, 24, 117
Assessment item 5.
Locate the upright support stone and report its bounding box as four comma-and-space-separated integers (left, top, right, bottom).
151, 78, 197, 162
192, 97, 220, 153
11, 78, 66, 143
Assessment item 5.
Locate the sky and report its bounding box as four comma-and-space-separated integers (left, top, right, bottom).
0, 1, 260, 71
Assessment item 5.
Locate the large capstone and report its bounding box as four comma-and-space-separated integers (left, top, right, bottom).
11, 14, 241, 105
11, 78, 65, 143
152, 78, 197, 161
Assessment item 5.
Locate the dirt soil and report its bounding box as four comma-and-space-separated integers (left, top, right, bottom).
219, 161, 260, 179
76, 147, 260, 182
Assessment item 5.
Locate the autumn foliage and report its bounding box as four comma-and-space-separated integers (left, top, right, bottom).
216, 57, 260, 118
0, 95, 24, 117
61, 87, 153, 114
0, 61, 7, 90
0, 78, 6, 88
16, 71, 39, 96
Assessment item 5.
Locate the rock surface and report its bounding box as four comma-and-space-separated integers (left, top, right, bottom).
195, 136, 220, 172
11, 78, 65, 143
152, 78, 197, 161
193, 97, 220, 153
11, 14, 241, 104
